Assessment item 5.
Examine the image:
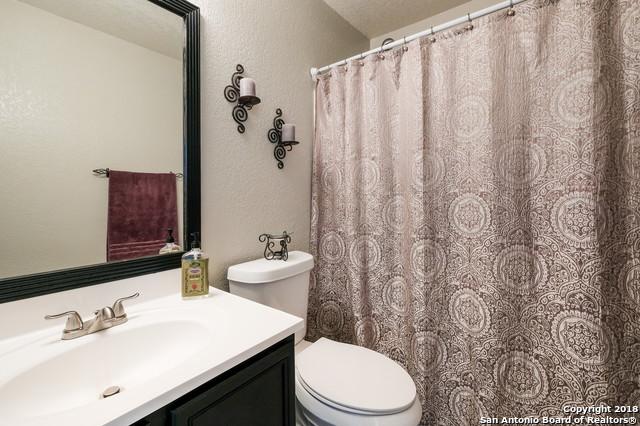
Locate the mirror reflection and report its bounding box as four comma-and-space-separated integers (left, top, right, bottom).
0, 0, 184, 279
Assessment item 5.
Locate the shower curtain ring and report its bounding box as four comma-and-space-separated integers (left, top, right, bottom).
429, 27, 436, 43
378, 37, 393, 60
507, 0, 516, 16
466, 13, 474, 31
402, 36, 409, 52
343, 59, 348, 70
359, 52, 365, 66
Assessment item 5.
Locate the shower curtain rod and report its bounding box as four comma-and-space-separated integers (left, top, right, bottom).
309, 0, 528, 79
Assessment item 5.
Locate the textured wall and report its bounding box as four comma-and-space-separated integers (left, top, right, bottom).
370, 0, 498, 48
189, 0, 368, 289
322, 0, 469, 38
0, 0, 183, 278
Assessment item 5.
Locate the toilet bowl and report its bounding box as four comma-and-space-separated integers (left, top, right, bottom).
228, 252, 422, 426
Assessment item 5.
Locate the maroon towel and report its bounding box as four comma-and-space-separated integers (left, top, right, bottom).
107, 170, 178, 262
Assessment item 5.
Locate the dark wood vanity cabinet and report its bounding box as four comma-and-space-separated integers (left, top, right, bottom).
132, 335, 295, 426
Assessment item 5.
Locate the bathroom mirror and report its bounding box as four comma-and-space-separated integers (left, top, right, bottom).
0, 0, 200, 302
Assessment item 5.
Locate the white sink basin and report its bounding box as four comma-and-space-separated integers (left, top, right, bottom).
0, 319, 209, 420
0, 288, 303, 426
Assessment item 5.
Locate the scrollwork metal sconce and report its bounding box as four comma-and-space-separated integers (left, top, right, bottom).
267, 109, 299, 169
223, 64, 261, 133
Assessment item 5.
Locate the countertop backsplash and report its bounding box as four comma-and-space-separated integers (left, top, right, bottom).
0, 269, 181, 341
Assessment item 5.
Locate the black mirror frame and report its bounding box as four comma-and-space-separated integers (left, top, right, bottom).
0, 0, 200, 304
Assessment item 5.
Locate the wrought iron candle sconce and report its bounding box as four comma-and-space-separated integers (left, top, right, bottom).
267, 109, 299, 169
259, 231, 292, 261
224, 64, 261, 134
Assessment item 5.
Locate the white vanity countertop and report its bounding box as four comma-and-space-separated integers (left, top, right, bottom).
0, 272, 303, 426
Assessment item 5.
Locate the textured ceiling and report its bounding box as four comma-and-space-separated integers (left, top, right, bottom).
18, 0, 183, 59
322, 0, 470, 38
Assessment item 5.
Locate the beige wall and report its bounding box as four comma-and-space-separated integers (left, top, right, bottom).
370, 0, 499, 48
0, 0, 183, 278
189, 0, 368, 289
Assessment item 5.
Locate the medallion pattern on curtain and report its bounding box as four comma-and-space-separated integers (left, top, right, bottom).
309, 0, 640, 423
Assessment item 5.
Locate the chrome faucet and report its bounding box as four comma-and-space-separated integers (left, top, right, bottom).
45, 293, 139, 340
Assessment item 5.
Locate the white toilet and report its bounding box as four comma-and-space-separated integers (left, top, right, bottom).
227, 251, 422, 426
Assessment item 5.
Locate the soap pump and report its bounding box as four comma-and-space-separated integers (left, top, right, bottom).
159, 228, 181, 254
181, 232, 210, 297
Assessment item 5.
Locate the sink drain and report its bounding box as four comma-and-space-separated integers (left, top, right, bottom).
102, 386, 121, 398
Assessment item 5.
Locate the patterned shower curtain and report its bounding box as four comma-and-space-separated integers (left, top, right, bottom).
308, 0, 640, 424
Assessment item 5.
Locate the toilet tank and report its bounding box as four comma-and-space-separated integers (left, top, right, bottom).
227, 251, 314, 344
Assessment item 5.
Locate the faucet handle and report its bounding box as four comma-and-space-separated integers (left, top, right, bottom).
112, 292, 139, 318
44, 311, 83, 332
94, 306, 116, 321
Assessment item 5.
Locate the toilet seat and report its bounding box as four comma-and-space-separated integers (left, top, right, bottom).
296, 338, 417, 415
297, 370, 378, 416
295, 373, 423, 426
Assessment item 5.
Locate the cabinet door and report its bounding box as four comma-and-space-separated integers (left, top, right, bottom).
171, 339, 295, 426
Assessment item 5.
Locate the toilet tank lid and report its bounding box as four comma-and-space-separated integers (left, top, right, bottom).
227, 251, 314, 284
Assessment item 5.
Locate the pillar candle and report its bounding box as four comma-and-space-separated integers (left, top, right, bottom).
281, 123, 296, 142
239, 78, 256, 97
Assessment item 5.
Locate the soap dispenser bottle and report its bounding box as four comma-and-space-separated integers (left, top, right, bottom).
159, 228, 181, 254
181, 232, 209, 298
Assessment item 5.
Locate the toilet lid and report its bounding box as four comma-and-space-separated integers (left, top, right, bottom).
296, 338, 416, 415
